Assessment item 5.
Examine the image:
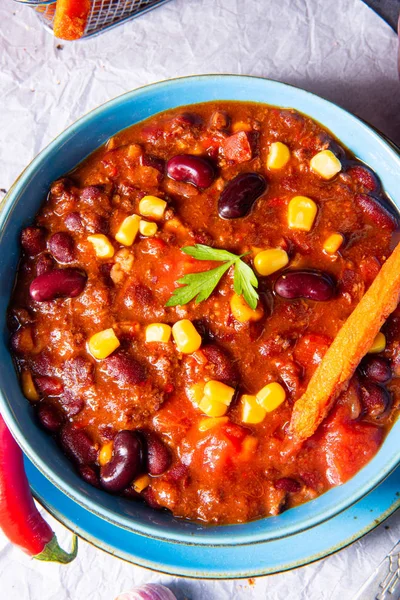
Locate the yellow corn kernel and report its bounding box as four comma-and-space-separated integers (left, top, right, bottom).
241, 394, 266, 424
87, 234, 115, 258
231, 121, 252, 132
88, 328, 120, 360
203, 380, 235, 407
254, 248, 289, 276
368, 332, 386, 354
133, 474, 151, 493
267, 142, 291, 170
310, 149, 342, 180
230, 293, 263, 323
21, 370, 39, 401
139, 220, 158, 237
198, 396, 228, 417
198, 416, 229, 432
288, 196, 318, 232
99, 441, 113, 466
256, 382, 286, 412
188, 382, 205, 405
172, 319, 202, 354
139, 195, 167, 219
323, 233, 344, 255
115, 214, 140, 246
145, 323, 172, 343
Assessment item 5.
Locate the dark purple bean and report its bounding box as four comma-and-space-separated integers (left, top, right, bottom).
21, 226, 46, 256
275, 477, 301, 493
103, 351, 147, 385
60, 424, 97, 465
202, 344, 238, 387
29, 268, 87, 302
355, 194, 398, 231
65, 212, 83, 232
37, 402, 64, 432
142, 432, 171, 476
100, 430, 143, 493
36, 253, 55, 276
218, 172, 267, 219
275, 270, 335, 301
360, 356, 392, 384
166, 154, 215, 189
34, 376, 63, 396
48, 232, 75, 263
79, 465, 101, 488
360, 381, 391, 420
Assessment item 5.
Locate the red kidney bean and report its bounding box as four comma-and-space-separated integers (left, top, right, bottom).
275, 477, 301, 493
347, 162, 381, 193
63, 355, 94, 387
140, 154, 165, 173
35, 253, 55, 276
142, 432, 171, 476
360, 381, 391, 420
218, 172, 267, 219
34, 376, 63, 397
37, 402, 64, 432
60, 424, 97, 465
29, 268, 87, 302
21, 227, 46, 257
100, 430, 143, 493
171, 112, 203, 127
202, 344, 238, 387
79, 465, 100, 488
48, 232, 75, 263
355, 194, 398, 231
360, 356, 392, 384
60, 390, 84, 417
64, 212, 83, 233
166, 154, 215, 189
103, 351, 147, 385
10, 327, 34, 354
141, 486, 162, 509
274, 270, 335, 301
81, 185, 110, 207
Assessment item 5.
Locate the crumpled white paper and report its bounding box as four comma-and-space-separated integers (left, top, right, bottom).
0, 0, 399, 598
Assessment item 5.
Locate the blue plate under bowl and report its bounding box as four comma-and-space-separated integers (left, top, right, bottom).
0, 75, 399, 550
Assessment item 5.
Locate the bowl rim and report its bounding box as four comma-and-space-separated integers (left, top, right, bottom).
1, 74, 400, 547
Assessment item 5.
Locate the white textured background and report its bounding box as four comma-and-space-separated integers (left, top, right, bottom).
0, 0, 399, 598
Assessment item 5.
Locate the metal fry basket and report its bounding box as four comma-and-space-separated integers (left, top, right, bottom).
15, 0, 171, 39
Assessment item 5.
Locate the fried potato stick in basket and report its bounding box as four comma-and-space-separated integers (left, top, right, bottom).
54, 0, 91, 40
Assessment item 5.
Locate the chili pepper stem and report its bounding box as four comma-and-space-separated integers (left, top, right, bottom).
35, 534, 78, 563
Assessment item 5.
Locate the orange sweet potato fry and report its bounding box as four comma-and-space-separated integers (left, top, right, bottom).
53, 0, 91, 40
290, 241, 400, 442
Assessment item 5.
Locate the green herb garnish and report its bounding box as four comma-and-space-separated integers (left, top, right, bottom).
165, 244, 259, 309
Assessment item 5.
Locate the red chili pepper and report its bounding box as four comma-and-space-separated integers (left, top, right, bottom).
0, 414, 77, 562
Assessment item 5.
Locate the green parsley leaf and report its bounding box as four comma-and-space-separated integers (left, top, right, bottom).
165, 244, 259, 309
233, 259, 259, 310
182, 244, 240, 262
165, 261, 235, 307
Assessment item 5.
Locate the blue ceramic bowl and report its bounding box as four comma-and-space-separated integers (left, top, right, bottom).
1, 75, 399, 547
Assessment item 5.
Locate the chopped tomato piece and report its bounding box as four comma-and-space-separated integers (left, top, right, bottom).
320, 413, 383, 485
294, 333, 332, 369
222, 131, 252, 163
